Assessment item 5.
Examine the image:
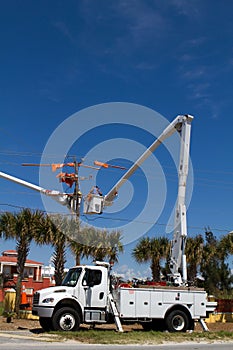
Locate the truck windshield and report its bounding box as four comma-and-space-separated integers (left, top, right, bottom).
62, 267, 82, 287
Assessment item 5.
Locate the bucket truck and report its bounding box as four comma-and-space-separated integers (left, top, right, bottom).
31, 114, 217, 333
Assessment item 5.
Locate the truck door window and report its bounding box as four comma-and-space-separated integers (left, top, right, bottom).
82, 269, 102, 287
62, 267, 82, 287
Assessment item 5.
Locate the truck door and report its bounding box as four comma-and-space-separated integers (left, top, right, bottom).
82, 268, 107, 308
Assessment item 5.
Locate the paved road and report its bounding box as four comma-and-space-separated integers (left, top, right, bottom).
1, 340, 233, 350
0, 332, 233, 350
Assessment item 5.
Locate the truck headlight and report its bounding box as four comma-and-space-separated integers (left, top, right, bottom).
42, 297, 55, 303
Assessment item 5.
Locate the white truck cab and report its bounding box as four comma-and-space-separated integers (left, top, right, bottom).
32, 263, 111, 331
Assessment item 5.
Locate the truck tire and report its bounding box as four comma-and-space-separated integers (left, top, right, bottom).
165, 310, 189, 332
52, 307, 80, 331
39, 317, 54, 332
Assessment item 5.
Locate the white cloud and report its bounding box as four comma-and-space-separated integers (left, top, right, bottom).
78, 0, 170, 55
171, 0, 202, 18
113, 263, 151, 281
183, 67, 205, 79
52, 21, 76, 44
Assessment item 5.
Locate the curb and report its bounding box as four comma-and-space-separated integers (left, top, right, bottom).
0, 330, 59, 342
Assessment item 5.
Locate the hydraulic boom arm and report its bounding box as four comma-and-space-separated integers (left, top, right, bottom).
0, 171, 74, 209
104, 115, 193, 205
168, 115, 193, 285
83, 114, 193, 285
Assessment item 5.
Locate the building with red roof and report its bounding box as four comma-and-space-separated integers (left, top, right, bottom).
0, 250, 53, 305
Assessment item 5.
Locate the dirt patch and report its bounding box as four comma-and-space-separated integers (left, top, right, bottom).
0, 316, 232, 333
0, 316, 40, 332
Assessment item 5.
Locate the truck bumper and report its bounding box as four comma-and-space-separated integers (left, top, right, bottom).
32, 306, 54, 318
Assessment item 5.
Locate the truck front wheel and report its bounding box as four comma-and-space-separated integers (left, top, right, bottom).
165, 310, 189, 332
52, 307, 80, 331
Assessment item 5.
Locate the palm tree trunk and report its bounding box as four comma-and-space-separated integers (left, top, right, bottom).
15, 238, 30, 316
75, 253, 81, 266
151, 258, 160, 281
52, 236, 66, 285
15, 276, 22, 316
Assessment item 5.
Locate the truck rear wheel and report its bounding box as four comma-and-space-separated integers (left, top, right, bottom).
52, 307, 80, 331
39, 317, 54, 332
165, 310, 189, 332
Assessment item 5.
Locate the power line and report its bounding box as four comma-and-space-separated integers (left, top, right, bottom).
0, 168, 232, 190
0, 203, 231, 234
0, 150, 233, 175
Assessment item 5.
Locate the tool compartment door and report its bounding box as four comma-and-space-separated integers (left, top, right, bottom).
118, 288, 136, 318
135, 289, 151, 317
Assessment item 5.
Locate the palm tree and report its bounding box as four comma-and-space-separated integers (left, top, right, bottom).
106, 230, 124, 264
216, 231, 233, 294
85, 227, 123, 263
200, 229, 233, 295
51, 232, 66, 286
219, 231, 233, 257
87, 227, 109, 261
0, 209, 46, 315
132, 236, 169, 281
69, 225, 124, 265
45, 215, 68, 285
185, 235, 204, 284
69, 239, 87, 266
67, 221, 91, 266
0, 211, 17, 241
45, 216, 123, 284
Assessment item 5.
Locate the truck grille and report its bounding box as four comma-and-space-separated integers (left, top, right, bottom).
33, 292, 40, 305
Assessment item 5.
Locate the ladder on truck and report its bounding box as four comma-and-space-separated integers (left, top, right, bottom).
108, 293, 123, 332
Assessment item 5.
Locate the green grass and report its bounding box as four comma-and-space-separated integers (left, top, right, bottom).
50, 329, 233, 345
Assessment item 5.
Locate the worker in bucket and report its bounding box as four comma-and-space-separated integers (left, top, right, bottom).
91, 185, 103, 196
87, 185, 103, 200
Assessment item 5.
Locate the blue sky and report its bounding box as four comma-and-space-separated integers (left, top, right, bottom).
0, 1, 232, 280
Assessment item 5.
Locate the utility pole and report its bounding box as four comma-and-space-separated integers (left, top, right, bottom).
72, 157, 82, 266
72, 157, 82, 218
